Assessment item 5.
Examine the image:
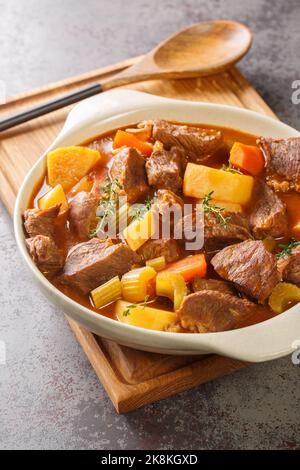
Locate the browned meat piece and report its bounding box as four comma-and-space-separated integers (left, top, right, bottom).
154, 189, 184, 216
26, 235, 63, 276
178, 290, 265, 333
211, 240, 280, 303
61, 238, 136, 294
154, 189, 184, 236
177, 211, 251, 251
24, 204, 60, 238
204, 212, 251, 250
145, 143, 185, 192
192, 277, 235, 295
138, 238, 181, 263
258, 137, 300, 192
277, 246, 300, 286
69, 192, 98, 239
110, 147, 148, 203
152, 119, 223, 162
249, 182, 288, 239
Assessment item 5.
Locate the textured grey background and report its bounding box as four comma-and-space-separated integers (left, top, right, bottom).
0, 0, 300, 450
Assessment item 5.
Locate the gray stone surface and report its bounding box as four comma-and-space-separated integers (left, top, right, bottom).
0, 0, 300, 450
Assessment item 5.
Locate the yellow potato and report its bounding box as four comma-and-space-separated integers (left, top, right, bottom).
38, 184, 68, 213
184, 163, 254, 205
197, 198, 242, 213
115, 300, 176, 331
123, 209, 157, 251
47, 146, 101, 191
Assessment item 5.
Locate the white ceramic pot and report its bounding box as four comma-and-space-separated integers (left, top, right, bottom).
14, 89, 300, 362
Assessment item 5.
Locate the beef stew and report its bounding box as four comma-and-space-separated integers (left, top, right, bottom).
24, 120, 300, 333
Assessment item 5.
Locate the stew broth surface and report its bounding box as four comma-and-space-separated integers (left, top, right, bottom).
27, 122, 297, 329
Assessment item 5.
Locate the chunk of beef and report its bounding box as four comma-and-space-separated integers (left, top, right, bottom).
61, 238, 136, 294
154, 189, 184, 237
145, 142, 185, 192
258, 137, 300, 192
249, 181, 288, 239
137, 238, 181, 263
152, 119, 223, 162
178, 290, 265, 333
69, 191, 98, 239
204, 212, 251, 250
192, 277, 235, 295
277, 246, 300, 286
26, 235, 63, 276
24, 204, 60, 238
211, 240, 280, 303
177, 211, 251, 252
110, 147, 148, 203
154, 189, 184, 216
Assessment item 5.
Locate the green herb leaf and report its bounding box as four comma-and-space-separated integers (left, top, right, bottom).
145, 195, 152, 211
89, 178, 123, 237
123, 295, 155, 316
276, 237, 300, 259
202, 191, 231, 228
221, 164, 242, 175
129, 196, 152, 222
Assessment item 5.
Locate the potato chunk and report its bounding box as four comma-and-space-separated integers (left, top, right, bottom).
197, 198, 242, 213
38, 184, 68, 213
47, 146, 101, 191
184, 163, 254, 205
115, 300, 176, 331
123, 209, 157, 251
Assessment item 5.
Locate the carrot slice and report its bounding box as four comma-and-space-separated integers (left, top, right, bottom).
159, 254, 207, 282
125, 127, 152, 142
229, 142, 265, 176
113, 130, 153, 156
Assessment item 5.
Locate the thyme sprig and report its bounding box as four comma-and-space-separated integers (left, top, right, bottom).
123, 295, 156, 316
221, 164, 242, 175
129, 195, 152, 222
276, 237, 300, 259
202, 191, 231, 228
89, 178, 122, 237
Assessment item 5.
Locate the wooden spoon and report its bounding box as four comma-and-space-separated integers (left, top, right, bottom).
0, 20, 252, 132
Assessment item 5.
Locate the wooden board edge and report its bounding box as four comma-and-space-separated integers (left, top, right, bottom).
116, 357, 248, 414
67, 316, 248, 414
66, 317, 132, 412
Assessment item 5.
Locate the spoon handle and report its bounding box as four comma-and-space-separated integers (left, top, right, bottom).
0, 83, 103, 132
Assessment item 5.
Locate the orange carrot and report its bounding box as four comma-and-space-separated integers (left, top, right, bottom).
229, 142, 265, 176
125, 127, 152, 142
113, 130, 153, 156
159, 254, 207, 282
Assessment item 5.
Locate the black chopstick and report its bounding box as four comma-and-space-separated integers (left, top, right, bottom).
0, 83, 103, 132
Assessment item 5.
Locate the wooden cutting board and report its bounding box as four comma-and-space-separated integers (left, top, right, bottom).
0, 56, 277, 413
